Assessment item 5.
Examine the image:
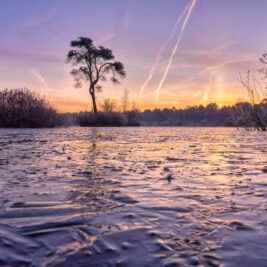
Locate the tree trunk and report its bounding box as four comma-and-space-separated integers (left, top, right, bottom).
90, 87, 97, 114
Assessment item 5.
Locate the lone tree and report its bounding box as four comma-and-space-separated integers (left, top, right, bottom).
67, 37, 126, 113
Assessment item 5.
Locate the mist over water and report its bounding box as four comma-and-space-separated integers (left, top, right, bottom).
0, 127, 266, 266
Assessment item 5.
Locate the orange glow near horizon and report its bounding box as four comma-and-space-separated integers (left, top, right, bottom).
49, 91, 245, 113
46, 74, 249, 112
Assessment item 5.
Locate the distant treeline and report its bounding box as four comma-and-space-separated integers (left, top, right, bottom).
66, 101, 267, 128
139, 103, 233, 126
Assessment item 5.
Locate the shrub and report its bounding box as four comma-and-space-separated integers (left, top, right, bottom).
0, 88, 62, 128
77, 112, 128, 126
125, 110, 141, 126
231, 101, 267, 130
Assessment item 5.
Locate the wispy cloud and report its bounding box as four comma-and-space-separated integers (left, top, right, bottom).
0, 5, 59, 49
0, 49, 63, 64
31, 68, 48, 88
95, 2, 132, 44
214, 40, 237, 52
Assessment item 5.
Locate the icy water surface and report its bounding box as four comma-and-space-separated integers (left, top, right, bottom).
0, 127, 266, 267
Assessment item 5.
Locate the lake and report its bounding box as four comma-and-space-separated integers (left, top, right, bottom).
0, 127, 266, 267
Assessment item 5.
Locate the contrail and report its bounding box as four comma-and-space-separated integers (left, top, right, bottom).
139, 0, 191, 99
201, 72, 215, 103
155, 0, 197, 102
31, 68, 48, 87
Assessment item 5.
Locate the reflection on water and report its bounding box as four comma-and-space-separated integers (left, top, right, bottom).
0, 127, 266, 266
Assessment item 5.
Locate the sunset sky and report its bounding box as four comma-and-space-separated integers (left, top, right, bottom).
0, 0, 266, 112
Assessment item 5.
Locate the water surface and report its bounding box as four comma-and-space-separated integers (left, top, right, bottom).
0, 127, 266, 266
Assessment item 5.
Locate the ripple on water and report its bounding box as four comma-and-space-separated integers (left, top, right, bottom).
0, 127, 266, 266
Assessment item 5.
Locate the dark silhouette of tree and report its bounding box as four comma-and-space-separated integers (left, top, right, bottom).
67, 37, 126, 113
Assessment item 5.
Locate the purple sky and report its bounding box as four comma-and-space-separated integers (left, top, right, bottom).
0, 0, 266, 111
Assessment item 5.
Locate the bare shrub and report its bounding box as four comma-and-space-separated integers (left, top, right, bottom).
101, 98, 117, 112
236, 53, 267, 131
0, 88, 62, 128
231, 101, 267, 131
121, 89, 129, 112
